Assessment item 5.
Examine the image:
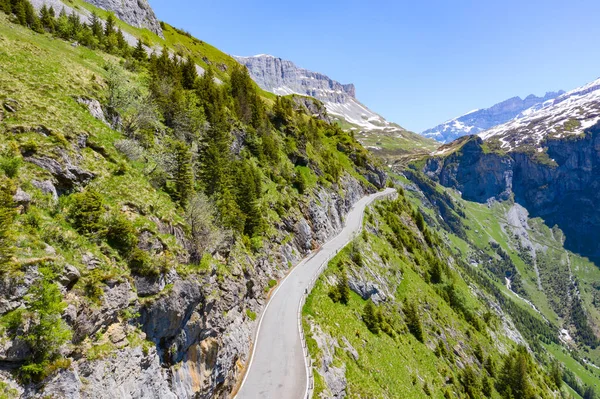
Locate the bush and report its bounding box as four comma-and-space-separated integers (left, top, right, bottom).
246, 309, 257, 321
68, 189, 105, 235
0, 156, 21, 178
328, 272, 350, 305
403, 300, 424, 342
128, 248, 157, 276
105, 213, 138, 257
363, 300, 381, 334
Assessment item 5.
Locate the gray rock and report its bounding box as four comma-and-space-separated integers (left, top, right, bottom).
347, 278, 386, 304
33, 368, 82, 399
309, 323, 347, 398
76, 97, 107, 125
134, 274, 165, 297
84, 0, 163, 38
32, 179, 58, 200
0, 332, 31, 363
81, 252, 101, 270
25, 152, 95, 193
3, 98, 19, 113
140, 279, 203, 346
0, 268, 38, 314
341, 336, 358, 361
73, 281, 135, 343
74, 346, 177, 399
12, 188, 31, 207
59, 264, 81, 287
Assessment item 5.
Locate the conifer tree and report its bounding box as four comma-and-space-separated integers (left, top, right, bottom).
0, 177, 15, 270
403, 299, 424, 342
89, 11, 103, 39
40, 4, 55, 32
132, 39, 147, 61
15, 0, 26, 25
337, 272, 350, 305
104, 13, 115, 37
363, 300, 380, 334
181, 55, 198, 90
172, 141, 194, 207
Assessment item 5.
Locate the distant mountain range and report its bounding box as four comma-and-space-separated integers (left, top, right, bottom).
422, 91, 565, 143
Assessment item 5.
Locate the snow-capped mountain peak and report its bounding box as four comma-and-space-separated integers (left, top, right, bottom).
422, 92, 564, 143
479, 78, 600, 151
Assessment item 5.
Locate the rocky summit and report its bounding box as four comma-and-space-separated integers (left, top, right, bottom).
422, 91, 564, 143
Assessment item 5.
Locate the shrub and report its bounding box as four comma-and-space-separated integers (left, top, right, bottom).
403, 299, 424, 342
363, 300, 380, 334
105, 213, 138, 257
328, 272, 350, 305
246, 309, 257, 321
128, 248, 157, 276
0, 156, 21, 178
68, 189, 105, 235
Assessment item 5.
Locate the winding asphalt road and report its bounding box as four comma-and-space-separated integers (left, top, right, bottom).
235, 188, 396, 399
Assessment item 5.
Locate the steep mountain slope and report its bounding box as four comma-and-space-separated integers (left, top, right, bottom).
235, 54, 438, 162
304, 175, 600, 398
422, 91, 563, 143
0, 4, 387, 398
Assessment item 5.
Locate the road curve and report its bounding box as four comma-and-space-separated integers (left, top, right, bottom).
235, 188, 396, 399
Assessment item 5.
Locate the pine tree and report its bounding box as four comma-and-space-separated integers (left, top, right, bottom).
55, 7, 69, 38
115, 29, 128, 53
68, 189, 105, 236
24, 0, 42, 32
15, 0, 26, 25
337, 272, 350, 305
104, 13, 115, 37
363, 300, 380, 334
181, 55, 198, 90
89, 11, 103, 39
0, 0, 11, 14
172, 141, 194, 207
40, 4, 55, 32
67, 11, 82, 39
0, 177, 15, 270
403, 299, 424, 342
132, 39, 147, 61
236, 160, 263, 236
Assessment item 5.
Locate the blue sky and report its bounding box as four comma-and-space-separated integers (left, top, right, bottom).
149, 0, 600, 132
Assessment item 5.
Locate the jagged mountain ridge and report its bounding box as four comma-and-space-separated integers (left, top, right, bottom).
422, 91, 564, 143
234, 54, 396, 131
479, 78, 600, 151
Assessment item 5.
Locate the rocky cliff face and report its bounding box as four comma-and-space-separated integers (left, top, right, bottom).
234, 54, 402, 133
84, 0, 163, 37
29, 0, 163, 39
0, 173, 375, 399
422, 91, 564, 143
423, 136, 513, 203
234, 54, 355, 104
421, 77, 600, 262
421, 125, 600, 263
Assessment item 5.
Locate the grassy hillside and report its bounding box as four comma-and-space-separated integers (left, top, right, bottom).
0, 2, 383, 394
304, 189, 564, 398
